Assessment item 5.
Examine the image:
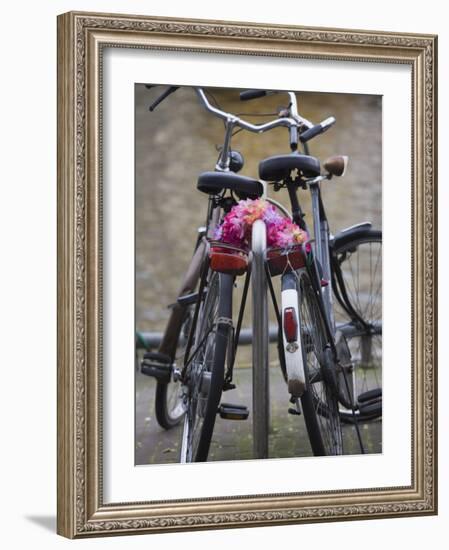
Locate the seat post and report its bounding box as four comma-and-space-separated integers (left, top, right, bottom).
286, 179, 306, 230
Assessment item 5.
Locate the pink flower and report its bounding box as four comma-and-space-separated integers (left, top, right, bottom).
222, 216, 245, 245
261, 204, 280, 225
216, 198, 308, 251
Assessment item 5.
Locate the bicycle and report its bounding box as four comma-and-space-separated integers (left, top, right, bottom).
141, 86, 302, 461
244, 90, 382, 454
139, 86, 382, 461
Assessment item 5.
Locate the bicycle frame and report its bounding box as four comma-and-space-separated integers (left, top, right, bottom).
282, 178, 336, 339
309, 181, 335, 331
277, 174, 365, 416
278, 182, 366, 454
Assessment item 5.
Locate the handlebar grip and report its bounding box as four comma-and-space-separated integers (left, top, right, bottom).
299, 117, 336, 143
299, 124, 323, 143
239, 89, 268, 101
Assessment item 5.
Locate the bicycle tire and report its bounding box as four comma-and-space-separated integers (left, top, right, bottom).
181, 272, 233, 462
332, 229, 382, 423
297, 270, 343, 456
154, 307, 193, 429
155, 382, 184, 430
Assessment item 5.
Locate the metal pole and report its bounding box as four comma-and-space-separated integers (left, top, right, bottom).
251, 219, 269, 459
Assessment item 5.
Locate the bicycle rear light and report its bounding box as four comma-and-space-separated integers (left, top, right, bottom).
209, 246, 248, 276
283, 307, 298, 343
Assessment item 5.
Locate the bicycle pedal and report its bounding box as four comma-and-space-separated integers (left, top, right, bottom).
358, 399, 382, 417
288, 407, 302, 416
358, 388, 382, 403
218, 403, 249, 420
141, 352, 172, 383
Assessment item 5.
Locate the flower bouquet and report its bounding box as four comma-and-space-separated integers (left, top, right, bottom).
209, 198, 309, 276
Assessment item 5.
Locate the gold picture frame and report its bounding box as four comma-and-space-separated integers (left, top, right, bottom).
57, 11, 437, 538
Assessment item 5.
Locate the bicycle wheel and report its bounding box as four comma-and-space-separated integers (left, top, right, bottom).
154, 307, 193, 429
180, 271, 233, 462
332, 229, 382, 422
297, 270, 343, 456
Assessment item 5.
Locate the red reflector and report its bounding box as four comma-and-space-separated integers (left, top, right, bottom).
283, 307, 298, 343
209, 248, 248, 276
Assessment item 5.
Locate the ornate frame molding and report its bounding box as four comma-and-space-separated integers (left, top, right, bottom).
57, 11, 437, 538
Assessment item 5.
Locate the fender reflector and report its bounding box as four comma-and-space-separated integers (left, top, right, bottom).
283, 307, 298, 343
209, 245, 248, 276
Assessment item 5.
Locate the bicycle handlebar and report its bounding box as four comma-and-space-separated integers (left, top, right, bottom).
194, 88, 299, 134
146, 85, 334, 152
147, 85, 313, 132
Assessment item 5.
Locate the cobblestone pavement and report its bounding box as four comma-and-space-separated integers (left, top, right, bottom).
135, 366, 382, 465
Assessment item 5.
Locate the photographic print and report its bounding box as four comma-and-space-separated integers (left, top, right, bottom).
57, 11, 436, 537
135, 84, 382, 465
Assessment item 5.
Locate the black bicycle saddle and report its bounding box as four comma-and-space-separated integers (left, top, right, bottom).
197, 171, 264, 199
259, 153, 321, 182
